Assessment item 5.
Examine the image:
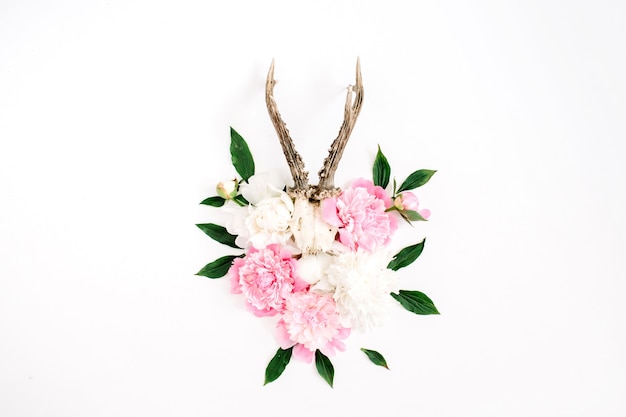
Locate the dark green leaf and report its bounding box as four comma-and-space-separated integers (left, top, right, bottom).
196, 223, 241, 249
230, 127, 255, 181
196, 255, 241, 278
372, 145, 391, 189
315, 350, 334, 388
233, 194, 249, 206
402, 210, 427, 222
391, 290, 440, 315
397, 169, 436, 192
387, 239, 425, 271
199, 196, 226, 207
361, 348, 389, 369
264, 347, 293, 385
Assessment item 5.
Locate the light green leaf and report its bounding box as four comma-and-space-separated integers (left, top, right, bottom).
402, 210, 427, 222
196, 223, 241, 249
391, 290, 440, 315
230, 127, 255, 181
397, 169, 436, 192
199, 196, 226, 207
361, 348, 389, 369
264, 347, 293, 385
196, 255, 241, 278
315, 350, 334, 388
372, 145, 391, 189
387, 239, 425, 271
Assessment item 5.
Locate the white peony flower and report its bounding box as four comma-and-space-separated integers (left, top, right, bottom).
239, 170, 286, 205
245, 192, 294, 249
296, 252, 334, 285
223, 171, 295, 249
313, 248, 399, 332
223, 203, 251, 248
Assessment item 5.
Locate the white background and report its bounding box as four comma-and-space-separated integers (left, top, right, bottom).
1, 1, 625, 416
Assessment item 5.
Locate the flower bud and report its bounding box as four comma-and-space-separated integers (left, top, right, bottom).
394, 192, 419, 211
216, 179, 238, 200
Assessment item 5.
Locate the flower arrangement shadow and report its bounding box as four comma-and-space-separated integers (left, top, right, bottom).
196, 61, 438, 388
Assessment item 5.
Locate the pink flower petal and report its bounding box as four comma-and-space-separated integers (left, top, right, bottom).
229, 258, 244, 294
293, 344, 314, 363
331, 181, 396, 252
275, 320, 296, 349
232, 244, 301, 316
321, 197, 342, 227
278, 292, 349, 360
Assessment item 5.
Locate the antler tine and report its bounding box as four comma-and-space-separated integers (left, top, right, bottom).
265, 59, 309, 192
317, 58, 364, 191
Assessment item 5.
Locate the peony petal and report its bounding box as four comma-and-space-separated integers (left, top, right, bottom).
336, 326, 351, 340
419, 208, 431, 220
352, 177, 393, 207
384, 213, 398, 246
275, 320, 296, 349
293, 276, 310, 292
248, 303, 278, 317
321, 198, 342, 227
321, 338, 346, 357
292, 344, 314, 363
338, 228, 356, 251
351, 177, 374, 191
229, 259, 243, 294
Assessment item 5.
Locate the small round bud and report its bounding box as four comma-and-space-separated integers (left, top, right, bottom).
216, 179, 238, 200
394, 192, 419, 211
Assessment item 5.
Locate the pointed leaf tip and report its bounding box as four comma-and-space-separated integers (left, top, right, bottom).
315, 350, 335, 388
200, 196, 226, 207
361, 348, 389, 369
387, 239, 425, 271
230, 127, 255, 181
196, 255, 242, 278
397, 169, 436, 192
264, 347, 293, 385
391, 290, 440, 315
373, 145, 391, 189
196, 223, 241, 249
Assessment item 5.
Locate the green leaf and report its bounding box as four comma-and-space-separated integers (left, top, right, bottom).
233, 194, 249, 206
391, 290, 440, 315
360, 348, 389, 369
199, 196, 226, 207
230, 127, 255, 181
196, 223, 241, 249
387, 239, 425, 271
397, 169, 436, 192
264, 347, 293, 385
402, 210, 427, 222
196, 255, 241, 278
372, 145, 391, 189
315, 350, 334, 388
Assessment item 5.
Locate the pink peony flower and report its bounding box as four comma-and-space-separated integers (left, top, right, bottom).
322, 178, 398, 252
394, 192, 431, 219
276, 291, 350, 363
229, 244, 307, 317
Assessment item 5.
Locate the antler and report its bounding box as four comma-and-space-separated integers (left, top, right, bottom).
265, 59, 309, 192
317, 58, 364, 191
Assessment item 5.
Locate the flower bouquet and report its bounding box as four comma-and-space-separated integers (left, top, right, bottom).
196, 60, 438, 387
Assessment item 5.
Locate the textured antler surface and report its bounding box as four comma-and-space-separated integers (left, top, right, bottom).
317, 58, 364, 191
265, 59, 309, 192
